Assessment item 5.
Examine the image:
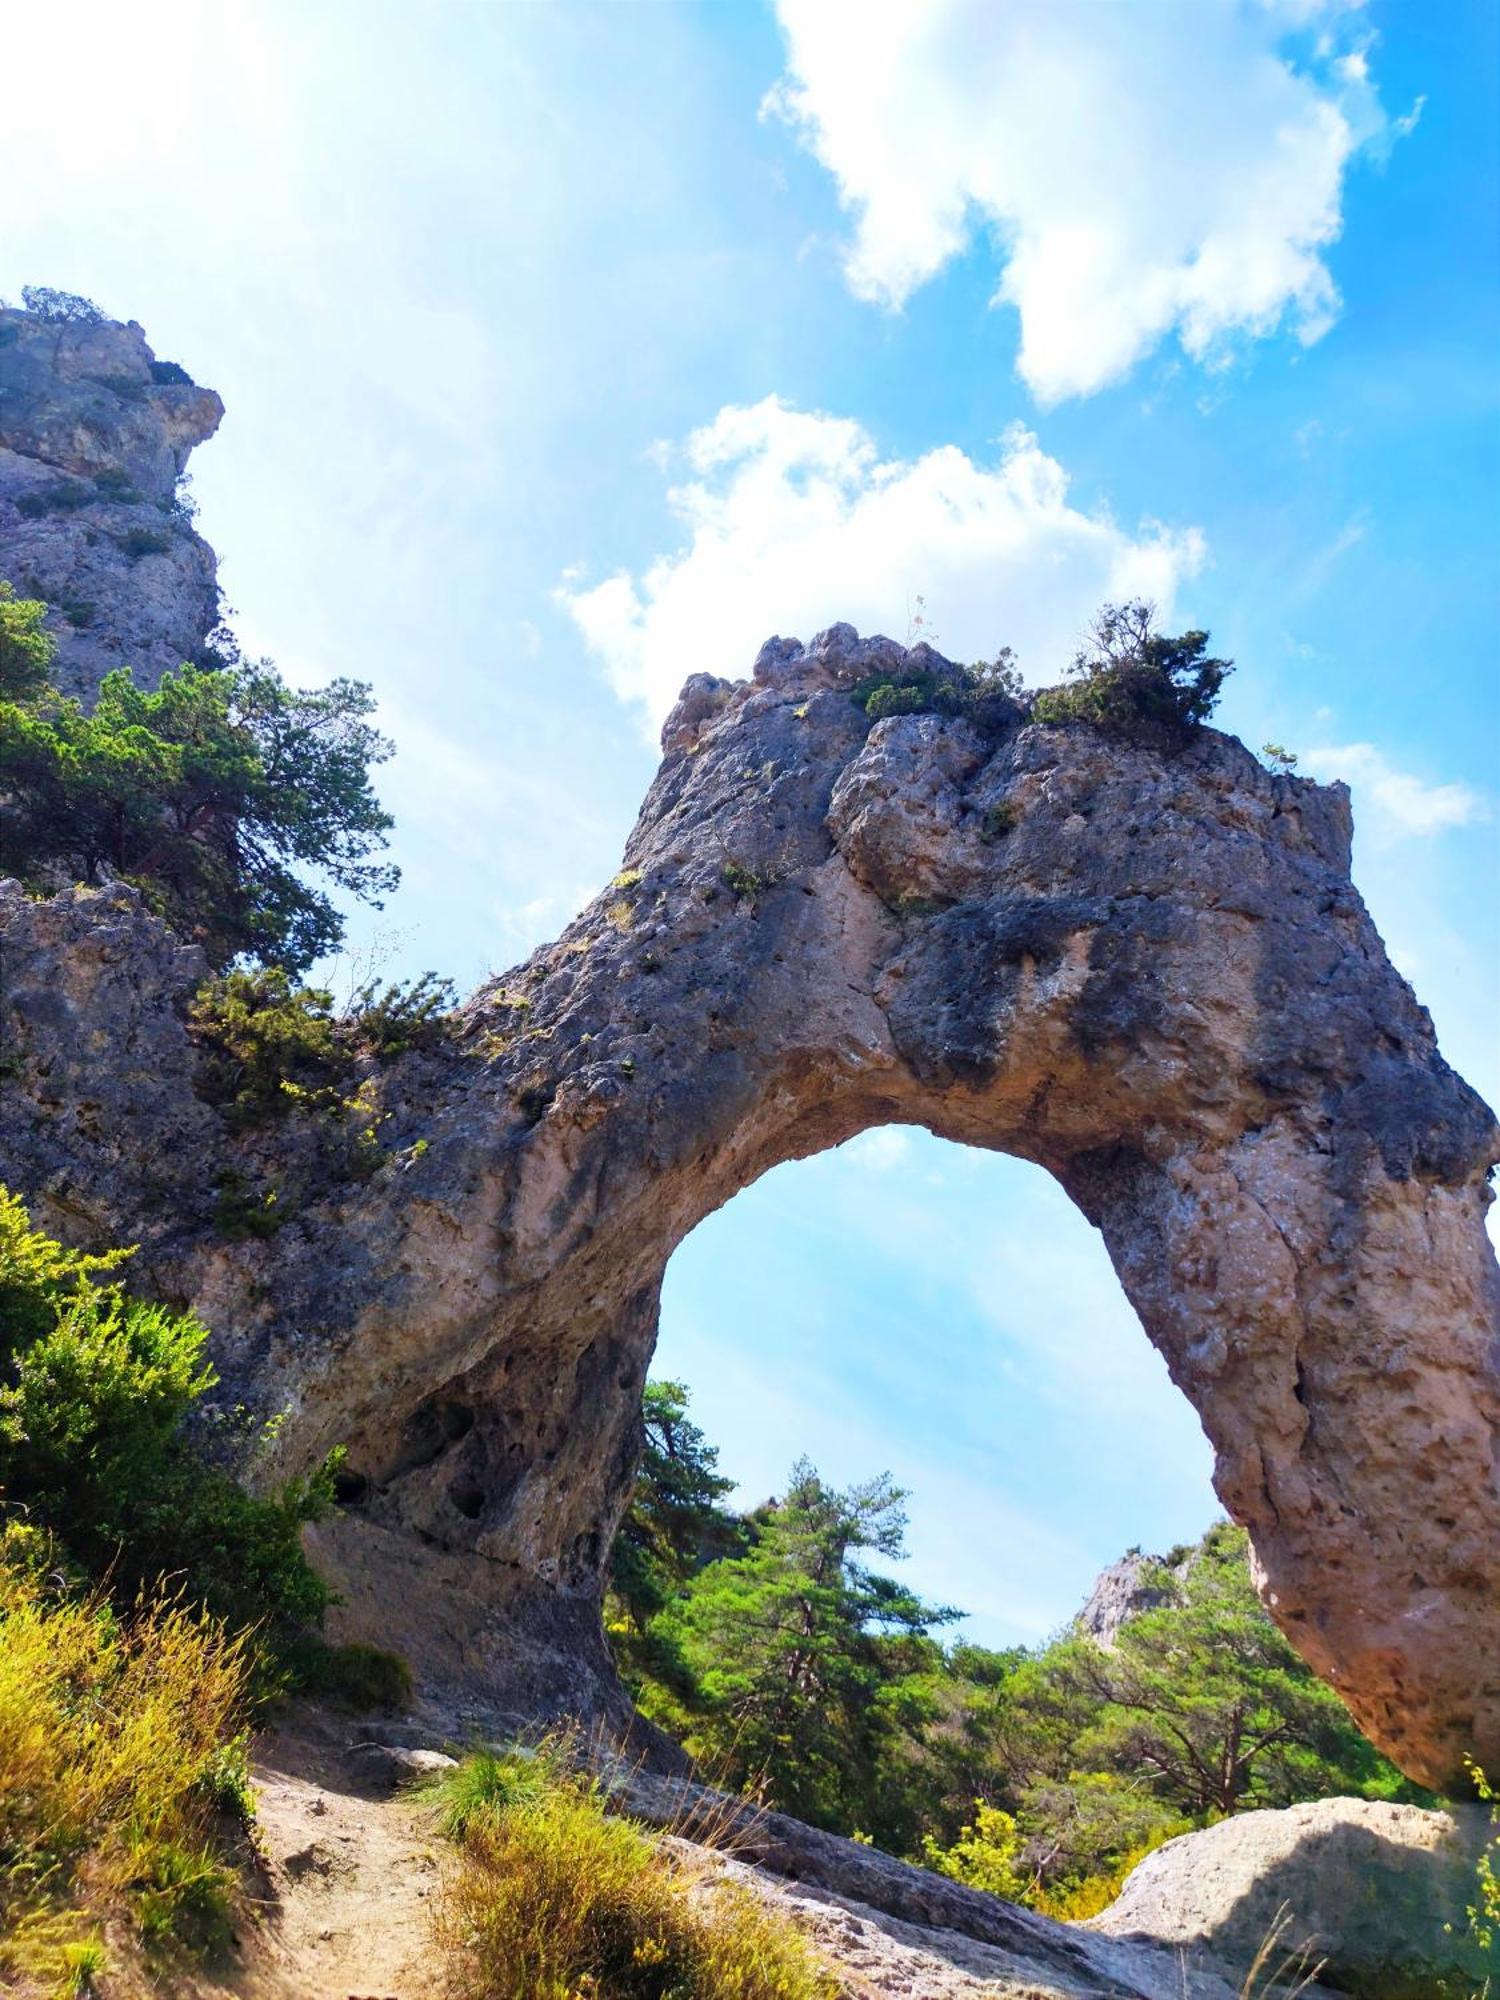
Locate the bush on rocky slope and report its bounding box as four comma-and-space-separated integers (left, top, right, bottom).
0, 580, 397, 971
0, 1186, 336, 1642
1031, 599, 1231, 731
430, 1740, 836, 2000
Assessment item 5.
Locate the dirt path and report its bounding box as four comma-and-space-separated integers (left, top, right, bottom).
191, 1711, 448, 2000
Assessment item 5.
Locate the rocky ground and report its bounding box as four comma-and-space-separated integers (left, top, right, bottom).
155, 1707, 1486, 2000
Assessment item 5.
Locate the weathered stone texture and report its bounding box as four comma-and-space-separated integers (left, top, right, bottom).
1, 320, 1496, 1800
0, 306, 222, 700
1093, 1795, 1493, 1994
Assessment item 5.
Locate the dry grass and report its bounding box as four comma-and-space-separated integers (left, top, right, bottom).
0, 1531, 254, 1995
430, 1739, 836, 2000
1233, 1904, 1325, 1998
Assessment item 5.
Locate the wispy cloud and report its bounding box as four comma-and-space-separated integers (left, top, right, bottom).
1300, 742, 1487, 839
766, 0, 1397, 402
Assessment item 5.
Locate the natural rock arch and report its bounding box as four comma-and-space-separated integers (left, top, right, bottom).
2, 624, 1496, 1792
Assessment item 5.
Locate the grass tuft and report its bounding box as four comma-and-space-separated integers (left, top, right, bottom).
430, 1738, 835, 1999
0, 1536, 252, 1989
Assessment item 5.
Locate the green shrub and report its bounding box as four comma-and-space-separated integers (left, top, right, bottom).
1031, 601, 1230, 732
14, 481, 93, 518
149, 359, 195, 388
119, 526, 172, 561
978, 800, 1019, 840
429, 1743, 553, 1840
92, 468, 143, 503
920, 1800, 1029, 1901
865, 679, 939, 721
210, 1170, 287, 1239
280, 1634, 414, 1713
721, 861, 765, 900
0, 618, 397, 973
432, 1740, 836, 1999
0, 580, 56, 703
348, 970, 458, 1060
189, 968, 353, 1127
851, 648, 1024, 734
20, 285, 105, 325
0, 1186, 335, 1642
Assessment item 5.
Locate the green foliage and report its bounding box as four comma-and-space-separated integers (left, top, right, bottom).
920, 1799, 1028, 1900
429, 1743, 555, 1840
347, 970, 458, 1059
92, 467, 143, 503
0, 613, 397, 971
210, 1170, 286, 1239
614, 1386, 1427, 1914
1262, 741, 1298, 776
149, 359, 195, 388
14, 480, 93, 518
1041, 1524, 1415, 1818
721, 860, 765, 900
118, 526, 173, 562
0, 1184, 133, 1358
978, 800, 1020, 840
190, 967, 352, 1126
1460, 1759, 1500, 1952
0, 1186, 334, 1645
432, 1738, 836, 2000
851, 648, 1024, 735
1031, 601, 1230, 731
276, 1634, 413, 1713
20, 285, 105, 325
610, 1381, 743, 1638
0, 580, 56, 704
646, 1461, 959, 1848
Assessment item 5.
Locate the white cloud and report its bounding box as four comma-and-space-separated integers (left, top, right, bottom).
767, 0, 1394, 402
1299, 743, 1487, 839
559, 397, 1204, 728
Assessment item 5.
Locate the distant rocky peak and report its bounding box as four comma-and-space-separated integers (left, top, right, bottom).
0, 300, 224, 702
1077, 1544, 1195, 1649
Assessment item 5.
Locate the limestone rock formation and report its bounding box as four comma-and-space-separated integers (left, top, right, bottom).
1, 312, 1497, 1802
0, 302, 223, 700
1093, 1795, 1493, 1993
1076, 1551, 1184, 1649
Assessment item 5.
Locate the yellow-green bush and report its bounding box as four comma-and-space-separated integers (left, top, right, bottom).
0, 1528, 253, 1992
431, 1743, 836, 2000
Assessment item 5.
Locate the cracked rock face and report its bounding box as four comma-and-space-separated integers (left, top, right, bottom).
0, 305, 223, 700
1, 321, 1496, 1794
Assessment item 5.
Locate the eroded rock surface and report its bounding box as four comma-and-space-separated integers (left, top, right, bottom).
1076, 1552, 1184, 1651
1093, 1795, 1493, 1994
0, 304, 223, 700
1, 316, 1497, 1800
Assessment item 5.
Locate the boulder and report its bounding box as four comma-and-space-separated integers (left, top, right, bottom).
1093, 1796, 1494, 1995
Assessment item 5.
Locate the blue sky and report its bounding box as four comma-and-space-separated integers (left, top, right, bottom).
3, 0, 1495, 1647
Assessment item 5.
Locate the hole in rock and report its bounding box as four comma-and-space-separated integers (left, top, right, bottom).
332, 1467, 370, 1507
653, 1127, 1217, 1651
448, 1479, 486, 1520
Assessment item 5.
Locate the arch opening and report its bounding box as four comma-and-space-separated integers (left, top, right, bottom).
653, 1128, 1216, 1653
